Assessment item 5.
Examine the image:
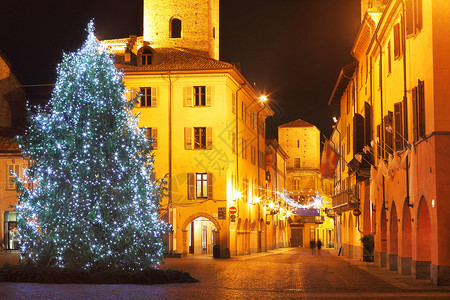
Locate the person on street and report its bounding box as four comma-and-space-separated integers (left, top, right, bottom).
310, 240, 316, 255
317, 239, 322, 255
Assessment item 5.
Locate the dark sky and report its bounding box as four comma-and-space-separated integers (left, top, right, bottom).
0, 0, 360, 138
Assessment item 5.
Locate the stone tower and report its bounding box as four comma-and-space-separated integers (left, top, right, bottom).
143, 0, 219, 60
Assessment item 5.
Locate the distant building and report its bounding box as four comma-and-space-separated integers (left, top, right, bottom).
278, 119, 334, 248
100, 0, 293, 257
329, 0, 450, 285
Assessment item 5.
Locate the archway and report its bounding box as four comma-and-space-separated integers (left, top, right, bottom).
389, 202, 398, 271
250, 219, 257, 253
181, 212, 221, 255
236, 218, 242, 255
401, 201, 412, 275
244, 219, 249, 254
415, 196, 431, 279
348, 213, 354, 258
259, 218, 265, 251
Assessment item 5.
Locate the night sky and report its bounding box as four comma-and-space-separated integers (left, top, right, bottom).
0, 0, 360, 138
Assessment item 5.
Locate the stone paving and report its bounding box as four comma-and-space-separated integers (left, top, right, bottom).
1, 248, 450, 299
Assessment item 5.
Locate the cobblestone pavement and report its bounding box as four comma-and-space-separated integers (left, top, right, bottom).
2, 248, 450, 299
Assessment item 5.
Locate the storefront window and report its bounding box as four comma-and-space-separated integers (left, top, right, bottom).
4, 211, 19, 250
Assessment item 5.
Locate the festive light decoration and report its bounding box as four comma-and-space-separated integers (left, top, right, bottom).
277, 190, 324, 209
15, 22, 170, 271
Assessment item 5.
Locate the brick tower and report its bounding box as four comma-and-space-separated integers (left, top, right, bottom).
143, 0, 219, 60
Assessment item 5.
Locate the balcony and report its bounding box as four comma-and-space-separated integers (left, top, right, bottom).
331, 191, 357, 214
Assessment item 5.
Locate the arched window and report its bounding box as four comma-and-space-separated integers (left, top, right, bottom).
141, 48, 152, 65
171, 18, 182, 38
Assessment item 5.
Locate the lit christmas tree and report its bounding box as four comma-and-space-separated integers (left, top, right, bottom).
15, 22, 170, 271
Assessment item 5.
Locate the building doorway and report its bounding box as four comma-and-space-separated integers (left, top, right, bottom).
188, 217, 216, 255
291, 228, 303, 247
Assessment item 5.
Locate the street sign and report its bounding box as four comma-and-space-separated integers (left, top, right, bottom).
230, 214, 236, 222
353, 209, 361, 217
218, 207, 226, 220
229, 206, 237, 215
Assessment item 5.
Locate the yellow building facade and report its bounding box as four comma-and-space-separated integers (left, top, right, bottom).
278, 119, 335, 249
329, 0, 450, 285
100, 0, 295, 257
0, 51, 26, 250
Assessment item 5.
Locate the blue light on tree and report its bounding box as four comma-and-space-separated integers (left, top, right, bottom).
15, 22, 170, 271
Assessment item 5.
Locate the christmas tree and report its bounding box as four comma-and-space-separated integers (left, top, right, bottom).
15, 22, 170, 271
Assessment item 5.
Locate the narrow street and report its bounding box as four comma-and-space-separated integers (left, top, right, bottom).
2, 248, 450, 299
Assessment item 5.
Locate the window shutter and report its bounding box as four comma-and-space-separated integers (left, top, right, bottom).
415, 0, 423, 31
232, 93, 236, 114
364, 103, 372, 146
412, 86, 418, 141
393, 23, 401, 60
384, 112, 394, 155
403, 95, 408, 148
206, 86, 213, 107
185, 127, 193, 149
206, 127, 213, 150
140, 88, 146, 107
377, 125, 382, 160
394, 102, 403, 151
207, 173, 213, 200
353, 114, 365, 155
232, 132, 236, 154
406, 0, 414, 37
418, 80, 425, 138
187, 173, 195, 200
151, 87, 158, 107
152, 128, 158, 149
184, 87, 193, 107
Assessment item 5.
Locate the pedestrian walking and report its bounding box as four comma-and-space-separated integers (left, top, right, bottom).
317, 239, 322, 255
310, 240, 316, 255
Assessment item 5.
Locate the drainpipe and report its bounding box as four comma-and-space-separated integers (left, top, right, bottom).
235, 84, 245, 212
374, 34, 387, 213
167, 70, 174, 252
401, 3, 413, 208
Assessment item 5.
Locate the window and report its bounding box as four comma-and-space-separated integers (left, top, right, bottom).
242, 138, 247, 159
242, 178, 249, 202
184, 86, 213, 107
4, 211, 19, 250
387, 41, 392, 74
384, 111, 394, 155
232, 132, 236, 154
393, 23, 402, 60
194, 86, 206, 106
251, 145, 256, 165
293, 179, 300, 191
232, 93, 236, 114
394, 102, 404, 151
194, 127, 206, 149
143, 127, 158, 149
346, 125, 350, 154
241, 102, 247, 122
196, 173, 208, 198
185, 127, 212, 150
297, 140, 300, 148
406, 0, 422, 38
171, 18, 182, 38
141, 48, 152, 65
140, 87, 158, 107
187, 173, 212, 200
294, 158, 301, 169
7, 164, 19, 190
412, 80, 425, 141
